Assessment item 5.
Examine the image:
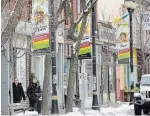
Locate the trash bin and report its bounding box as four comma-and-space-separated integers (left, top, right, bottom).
37, 97, 42, 113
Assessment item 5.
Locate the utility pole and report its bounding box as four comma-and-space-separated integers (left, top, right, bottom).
50, 0, 59, 114
91, 2, 99, 110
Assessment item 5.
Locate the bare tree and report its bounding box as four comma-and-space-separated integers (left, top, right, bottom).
42, 55, 51, 115
1, 0, 28, 114
2, 0, 98, 114
133, 1, 150, 75
47, 0, 99, 113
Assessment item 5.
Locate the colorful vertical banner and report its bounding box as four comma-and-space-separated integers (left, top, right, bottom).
78, 14, 92, 59
117, 42, 130, 64
120, 65, 125, 90
116, 24, 130, 64
133, 48, 138, 87
133, 48, 137, 65
32, 0, 49, 50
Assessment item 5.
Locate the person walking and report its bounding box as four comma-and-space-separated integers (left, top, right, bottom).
27, 82, 33, 107
12, 78, 26, 103
29, 78, 41, 112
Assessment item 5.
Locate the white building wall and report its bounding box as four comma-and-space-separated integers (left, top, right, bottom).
16, 49, 27, 91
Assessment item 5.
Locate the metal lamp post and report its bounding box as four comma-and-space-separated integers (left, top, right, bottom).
91, 3, 99, 110
50, 0, 59, 114
124, 0, 138, 103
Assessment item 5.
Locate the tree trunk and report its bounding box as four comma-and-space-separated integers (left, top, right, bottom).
146, 62, 149, 74
42, 55, 51, 115
65, 13, 88, 113
65, 49, 78, 113
142, 58, 145, 75
142, 65, 145, 75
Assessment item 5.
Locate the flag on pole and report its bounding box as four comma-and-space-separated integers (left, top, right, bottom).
113, 14, 129, 23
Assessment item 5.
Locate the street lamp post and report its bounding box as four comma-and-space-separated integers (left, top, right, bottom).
91, 3, 99, 110
50, 0, 59, 114
124, 0, 138, 103
128, 5, 134, 81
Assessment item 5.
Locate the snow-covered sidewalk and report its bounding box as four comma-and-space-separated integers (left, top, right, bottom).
61, 103, 134, 116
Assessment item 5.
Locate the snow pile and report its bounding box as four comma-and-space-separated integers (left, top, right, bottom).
61, 108, 83, 116
16, 111, 38, 116
61, 104, 134, 116
98, 104, 134, 116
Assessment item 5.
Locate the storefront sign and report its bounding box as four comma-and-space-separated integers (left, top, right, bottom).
99, 26, 115, 41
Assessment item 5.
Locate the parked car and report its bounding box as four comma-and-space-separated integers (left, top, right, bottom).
134, 74, 150, 115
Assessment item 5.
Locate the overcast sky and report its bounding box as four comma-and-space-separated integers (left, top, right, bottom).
97, 0, 124, 22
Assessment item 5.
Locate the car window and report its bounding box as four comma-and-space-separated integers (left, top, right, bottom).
141, 76, 150, 85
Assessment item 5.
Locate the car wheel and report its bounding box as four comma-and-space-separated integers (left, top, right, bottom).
134, 104, 142, 115
143, 108, 149, 114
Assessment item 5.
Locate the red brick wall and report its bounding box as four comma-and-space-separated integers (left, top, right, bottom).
9, 0, 15, 10
9, 0, 31, 21
65, 0, 78, 29
21, 0, 31, 21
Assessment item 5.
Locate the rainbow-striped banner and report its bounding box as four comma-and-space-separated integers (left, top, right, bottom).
78, 14, 91, 59
32, 0, 49, 50
78, 36, 91, 59
117, 43, 130, 64
32, 33, 49, 50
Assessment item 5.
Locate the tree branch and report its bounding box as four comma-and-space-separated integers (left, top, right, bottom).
143, 35, 150, 52
145, 55, 150, 63
74, 12, 84, 27
56, 15, 69, 27
74, 0, 98, 28
84, 0, 98, 13
68, 0, 74, 25
2, 0, 24, 40
1, 0, 9, 11
56, 0, 67, 18
75, 14, 88, 51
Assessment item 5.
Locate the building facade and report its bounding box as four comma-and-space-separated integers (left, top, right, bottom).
1, 0, 31, 114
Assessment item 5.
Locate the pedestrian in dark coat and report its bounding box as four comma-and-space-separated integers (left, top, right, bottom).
12, 78, 26, 103
29, 79, 41, 111
27, 82, 33, 107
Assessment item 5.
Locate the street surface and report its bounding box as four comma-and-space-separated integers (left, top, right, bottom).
61, 102, 134, 116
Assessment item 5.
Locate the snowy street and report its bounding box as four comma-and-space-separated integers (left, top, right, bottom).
16, 102, 135, 116
61, 102, 134, 116
2, 0, 150, 115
